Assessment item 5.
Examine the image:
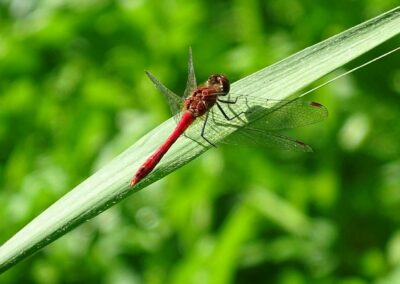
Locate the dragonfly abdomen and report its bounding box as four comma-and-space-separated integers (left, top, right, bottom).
130, 112, 195, 187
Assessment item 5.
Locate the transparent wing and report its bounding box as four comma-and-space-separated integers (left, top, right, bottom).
188, 97, 327, 151
183, 47, 197, 99
145, 71, 183, 116
145, 48, 198, 123
214, 97, 328, 131
248, 100, 327, 130
222, 127, 313, 152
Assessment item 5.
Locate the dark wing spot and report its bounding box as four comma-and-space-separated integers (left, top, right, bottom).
310, 102, 323, 108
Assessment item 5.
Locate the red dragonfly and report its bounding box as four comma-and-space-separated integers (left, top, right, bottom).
130, 50, 327, 187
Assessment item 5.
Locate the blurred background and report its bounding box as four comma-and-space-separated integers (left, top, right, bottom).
1, 0, 400, 283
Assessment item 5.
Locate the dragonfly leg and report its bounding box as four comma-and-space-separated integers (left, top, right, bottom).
217, 98, 237, 104
217, 94, 244, 104
183, 132, 202, 145
216, 102, 245, 121
200, 111, 217, 147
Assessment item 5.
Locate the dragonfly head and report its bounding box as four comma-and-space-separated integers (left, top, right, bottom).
207, 74, 230, 95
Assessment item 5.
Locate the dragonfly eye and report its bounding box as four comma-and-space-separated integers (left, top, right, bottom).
208, 74, 230, 95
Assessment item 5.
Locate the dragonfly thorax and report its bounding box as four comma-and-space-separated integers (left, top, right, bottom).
184, 87, 218, 117
184, 74, 230, 118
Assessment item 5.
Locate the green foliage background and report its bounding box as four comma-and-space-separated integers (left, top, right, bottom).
1, 0, 400, 283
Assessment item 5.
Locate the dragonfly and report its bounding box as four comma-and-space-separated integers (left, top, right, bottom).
130, 49, 328, 187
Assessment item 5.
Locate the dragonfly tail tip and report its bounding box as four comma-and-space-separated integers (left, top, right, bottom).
129, 178, 138, 188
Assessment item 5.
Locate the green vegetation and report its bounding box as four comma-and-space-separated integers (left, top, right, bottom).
1, 1, 399, 283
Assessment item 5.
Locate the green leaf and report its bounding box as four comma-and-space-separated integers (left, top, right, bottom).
1, 7, 399, 273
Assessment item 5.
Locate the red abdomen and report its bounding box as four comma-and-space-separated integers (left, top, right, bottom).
130, 112, 195, 187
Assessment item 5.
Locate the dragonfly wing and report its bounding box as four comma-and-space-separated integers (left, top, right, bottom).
145, 71, 184, 116
216, 97, 328, 130
183, 47, 197, 99
251, 100, 328, 130
222, 126, 313, 152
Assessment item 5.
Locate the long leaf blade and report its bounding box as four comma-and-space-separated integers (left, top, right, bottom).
0, 7, 399, 273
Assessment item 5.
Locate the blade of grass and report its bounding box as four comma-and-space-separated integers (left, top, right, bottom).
1, 7, 399, 273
